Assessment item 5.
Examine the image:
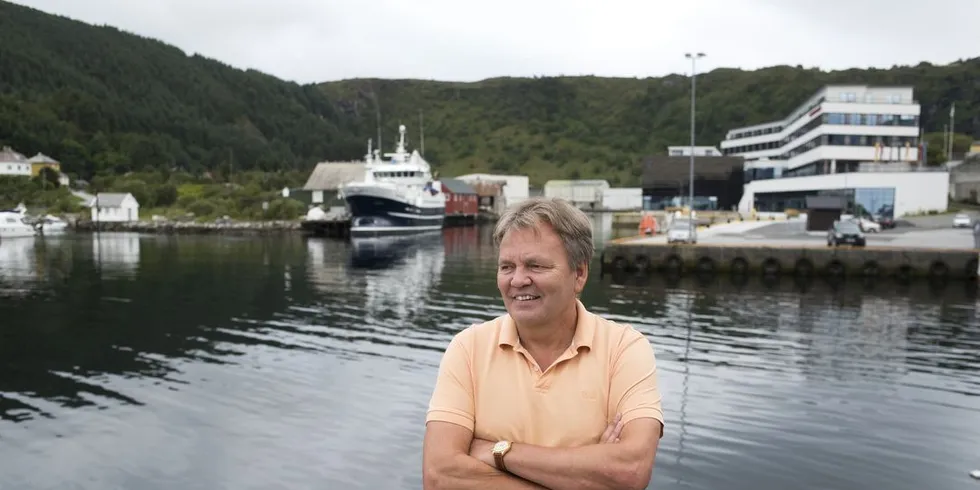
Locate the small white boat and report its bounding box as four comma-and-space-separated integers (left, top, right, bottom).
0, 210, 37, 239
37, 214, 69, 235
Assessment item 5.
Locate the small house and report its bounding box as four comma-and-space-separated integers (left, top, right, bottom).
455, 173, 530, 212
0, 146, 31, 177
441, 178, 478, 222
302, 161, 368, 206
91, 193, 140, 223
27, 153, 69, 187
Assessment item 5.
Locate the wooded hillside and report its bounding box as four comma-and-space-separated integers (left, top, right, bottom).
1, 0, 977, 188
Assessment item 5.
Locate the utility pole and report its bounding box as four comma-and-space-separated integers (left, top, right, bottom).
685, 52, 705, 239
943, 124, 949, 163
948, 103, 956, 162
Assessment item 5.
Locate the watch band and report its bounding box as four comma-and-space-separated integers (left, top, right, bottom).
494, 450, 508, 472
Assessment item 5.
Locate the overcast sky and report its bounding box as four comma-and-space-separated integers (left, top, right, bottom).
11, 0, 980, 84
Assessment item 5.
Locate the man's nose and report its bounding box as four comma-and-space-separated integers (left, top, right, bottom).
510, 267, 532, 287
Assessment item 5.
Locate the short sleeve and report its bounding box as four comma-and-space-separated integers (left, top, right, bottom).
609, 328, 665, 437
425, 329, 476, 431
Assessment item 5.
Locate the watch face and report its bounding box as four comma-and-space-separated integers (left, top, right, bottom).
493, 441, 509, 452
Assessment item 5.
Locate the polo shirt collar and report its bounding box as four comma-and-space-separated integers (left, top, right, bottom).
498, 299, 595, 351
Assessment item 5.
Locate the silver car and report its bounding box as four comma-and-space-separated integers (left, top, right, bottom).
953, 213, 972, 228
667, 218, 697, 244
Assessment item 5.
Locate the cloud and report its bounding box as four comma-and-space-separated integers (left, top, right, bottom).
10, 0, 980, 83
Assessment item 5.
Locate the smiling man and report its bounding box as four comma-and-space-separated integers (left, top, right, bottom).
422, 197, 665, 490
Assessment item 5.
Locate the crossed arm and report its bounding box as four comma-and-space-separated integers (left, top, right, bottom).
422, 421, 547, 490
422, 327, 663, 490
423, 414, 660, 490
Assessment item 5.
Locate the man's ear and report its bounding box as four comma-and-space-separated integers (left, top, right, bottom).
574, 262, 589, 292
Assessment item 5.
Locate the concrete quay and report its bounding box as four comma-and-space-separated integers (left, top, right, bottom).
601, 218, 980, 281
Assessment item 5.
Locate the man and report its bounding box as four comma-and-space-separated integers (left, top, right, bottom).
422, 197, 665, 490
973, 218, 980, 249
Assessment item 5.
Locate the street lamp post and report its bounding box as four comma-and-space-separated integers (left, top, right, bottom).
685, 52, 705, 239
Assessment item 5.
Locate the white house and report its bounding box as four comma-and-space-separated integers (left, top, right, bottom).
0, 146, 31, 177
90, 193, 140, 222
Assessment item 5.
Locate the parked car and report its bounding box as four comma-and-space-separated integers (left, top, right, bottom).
853, 216, 881, 233
667, 218, 697, 244
828, 220, 866, 247
953, 213, 972, 228
872, 213, 896, 229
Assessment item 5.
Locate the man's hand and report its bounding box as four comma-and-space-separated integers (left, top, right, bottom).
599, 413, 623, 444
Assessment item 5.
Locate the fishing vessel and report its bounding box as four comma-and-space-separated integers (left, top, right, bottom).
340, 124, 446, 236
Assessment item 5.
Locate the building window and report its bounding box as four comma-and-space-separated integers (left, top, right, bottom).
853, 188, 895, 217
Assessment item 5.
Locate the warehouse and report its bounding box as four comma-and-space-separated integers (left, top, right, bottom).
543, 180, 610, 210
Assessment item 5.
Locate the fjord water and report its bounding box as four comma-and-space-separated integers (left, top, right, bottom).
1, 221, 979, 490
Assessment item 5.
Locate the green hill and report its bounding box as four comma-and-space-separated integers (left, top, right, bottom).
0, 0, 364, 180
324, 62, 979, 186
0, 0, 978, 189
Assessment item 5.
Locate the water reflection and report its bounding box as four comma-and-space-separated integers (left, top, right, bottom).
1, 232, 979, 490
350, 232, 446, 321
0, 237, 39, 294
596, 273, 980, 489
92, 232, 141, 275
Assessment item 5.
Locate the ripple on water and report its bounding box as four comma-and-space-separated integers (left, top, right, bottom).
2, 236, 980, 490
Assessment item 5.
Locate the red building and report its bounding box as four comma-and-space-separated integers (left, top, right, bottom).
441, 178, 478, 225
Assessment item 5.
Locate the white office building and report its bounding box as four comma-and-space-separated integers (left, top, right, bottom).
721, 85, 948, 217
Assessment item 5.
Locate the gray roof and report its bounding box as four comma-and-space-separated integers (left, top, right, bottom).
303, 161, 367, 191
441, 178, 476, 195
27, 152, 58, 164
0, 146, 27, 162
94, 193, 134, 208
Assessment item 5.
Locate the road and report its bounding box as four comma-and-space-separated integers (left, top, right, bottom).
629, 213, 979, 250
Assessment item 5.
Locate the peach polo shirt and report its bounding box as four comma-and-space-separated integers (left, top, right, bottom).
426, 300, 664, 448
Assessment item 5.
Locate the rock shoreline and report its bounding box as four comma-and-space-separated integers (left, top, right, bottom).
73, 220, 308, 235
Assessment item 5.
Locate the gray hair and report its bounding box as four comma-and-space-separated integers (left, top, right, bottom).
493, 197, 595, 270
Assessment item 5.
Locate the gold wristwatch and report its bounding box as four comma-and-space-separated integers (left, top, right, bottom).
491, 440, 513, 472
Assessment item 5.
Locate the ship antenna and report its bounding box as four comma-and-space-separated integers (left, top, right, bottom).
374, 93, 382, 153
419, 110, 425, 157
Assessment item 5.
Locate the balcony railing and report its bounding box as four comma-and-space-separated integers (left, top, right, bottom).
854, 162, 946, 173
